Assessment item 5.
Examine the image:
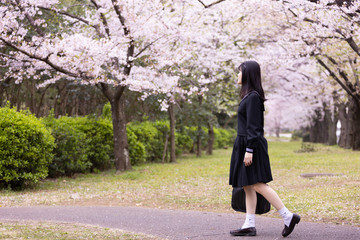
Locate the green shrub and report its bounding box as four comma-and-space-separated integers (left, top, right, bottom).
101, 102, 112, 120
43, 116, 91, 177
127, 128, 146, 165
294, 142, 316, 153
69, 117, 114, 172
214, 127, 236, 149
0, 106, 55, 189
128, 121, 162, 162
175, 131, 193, 155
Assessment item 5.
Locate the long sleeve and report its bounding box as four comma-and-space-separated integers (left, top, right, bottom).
245, 93, 264, 152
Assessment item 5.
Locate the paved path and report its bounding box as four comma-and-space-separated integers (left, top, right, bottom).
0, 206, 359, 239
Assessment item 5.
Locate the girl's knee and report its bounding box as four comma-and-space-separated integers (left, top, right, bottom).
243, 185, 255, 192
253, 182, 268, 193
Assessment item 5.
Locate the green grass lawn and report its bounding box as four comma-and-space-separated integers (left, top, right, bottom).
1, 141, 359, 227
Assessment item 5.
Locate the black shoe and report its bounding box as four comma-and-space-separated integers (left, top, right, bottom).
282, 214, 301, 237
230, 227, 257, 236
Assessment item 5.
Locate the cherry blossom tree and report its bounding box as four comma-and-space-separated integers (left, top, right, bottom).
0, 0, 187, 171
0, 0, 248, 170
278, 0, 360, 149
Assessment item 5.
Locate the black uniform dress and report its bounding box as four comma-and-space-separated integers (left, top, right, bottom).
229, 91, 273, 187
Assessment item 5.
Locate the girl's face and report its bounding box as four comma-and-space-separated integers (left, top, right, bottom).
237, 69, 242, 85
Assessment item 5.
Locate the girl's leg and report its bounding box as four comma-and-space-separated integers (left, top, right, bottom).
242, 185, 257, 229
243, 185, 257, 213
253, 182, 284, 210
253, 183, 295, 227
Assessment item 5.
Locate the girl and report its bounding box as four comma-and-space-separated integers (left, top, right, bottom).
229, 61, 300, 237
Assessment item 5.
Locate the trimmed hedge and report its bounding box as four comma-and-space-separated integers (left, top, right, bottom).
43, 115, 91, 177
69, 117, 114, 172
128, 121, 235, 162
0, 106, 55, 189
1, 103, 236, 189
127, 128, 146, 165
127, 121, 166, 162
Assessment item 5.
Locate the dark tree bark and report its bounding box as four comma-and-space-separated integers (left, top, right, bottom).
162, 133, 169, 163
207, 121, 214, 155
337, 102, 351, 148
35, 84, 51, 117
326, 104, 338, 145
100, 84, 131, 172
309, 102, 338, 145
196, 124, 202, 157
349, 98, 360, 150
0, 76, 11, 106
309, 108, 326, 143
110, 95, 130, 172
196, 95, 203, 157
168, 102, 176, 163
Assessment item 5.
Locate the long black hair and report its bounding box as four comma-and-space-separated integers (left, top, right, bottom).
238, 61, 266, 101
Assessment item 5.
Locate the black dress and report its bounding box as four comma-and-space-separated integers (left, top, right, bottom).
229, 91, 273, 187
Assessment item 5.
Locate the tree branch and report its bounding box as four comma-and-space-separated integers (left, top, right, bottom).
197, 0, 227, 8
37, 6, 104, 37
99, 82, 114, 101
316, 57, 359, 101
111, 0, 134, 76
111, 0, 130, 36
90, 0, 111, 38
0, 37, 79, 79
14, 0, 45, 37
134, 36, 164, 58
324, 54, 357, 93
345, 36, 360, 57
286, 4, 360, 56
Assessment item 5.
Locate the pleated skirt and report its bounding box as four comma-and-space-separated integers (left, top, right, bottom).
229, 135, 273, 187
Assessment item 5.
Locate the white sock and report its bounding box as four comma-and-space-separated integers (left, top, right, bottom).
241, 213, 255, 229
278, 207, 293, 227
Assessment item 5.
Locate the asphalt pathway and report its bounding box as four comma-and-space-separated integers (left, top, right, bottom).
0, 206, 359, 239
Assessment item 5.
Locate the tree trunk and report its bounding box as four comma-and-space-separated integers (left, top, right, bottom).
110, 96, 131, 172
196, 124, 202, 157
0, 77, 11, 107
162, 133, 169, 163
338, 103, 350, 148
168, 102, 176, 163
36, 85, 50, 117
275, 125, 280, 138
223, 115, 234, 129
207, 122, 214, 155
196, 95, 203, 157
349, 98, 360, 150
326, 104, 338, 145
309, 108, 324, 143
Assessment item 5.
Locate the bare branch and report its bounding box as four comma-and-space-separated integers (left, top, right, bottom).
345, 36, 360, 57
324, 55, 358, 95
317, 57, 359, 101
197, 0, 227, 8
348, 57, 359, 86
134, 36, 164, 58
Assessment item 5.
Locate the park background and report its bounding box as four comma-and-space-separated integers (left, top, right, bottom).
0, 0, 359, 238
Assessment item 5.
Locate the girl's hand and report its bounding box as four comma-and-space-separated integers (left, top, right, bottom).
244, 152, 253, 166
